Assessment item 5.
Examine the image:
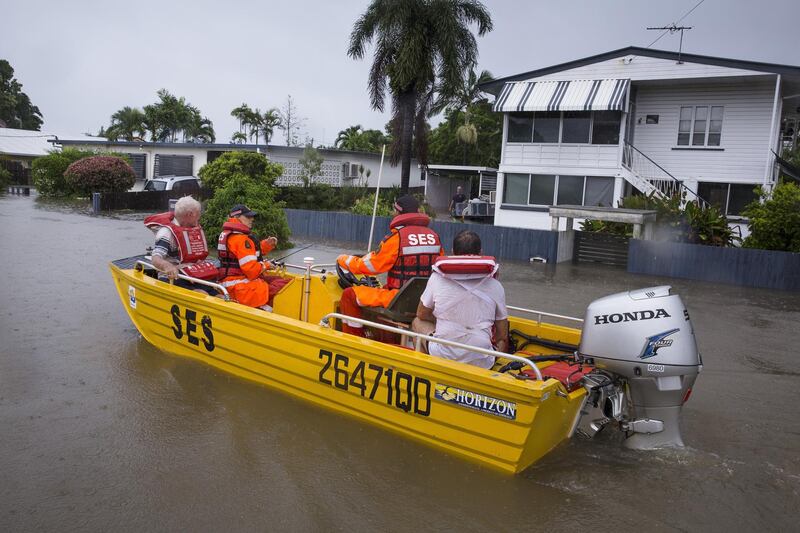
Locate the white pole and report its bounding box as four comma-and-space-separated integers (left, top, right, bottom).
765, 74, 782, 188
367, 144, 386, 252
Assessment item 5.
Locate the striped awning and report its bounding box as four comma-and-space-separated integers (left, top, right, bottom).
493, 79, 629, 113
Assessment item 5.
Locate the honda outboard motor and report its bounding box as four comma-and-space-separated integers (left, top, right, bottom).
577, 286, 702, 449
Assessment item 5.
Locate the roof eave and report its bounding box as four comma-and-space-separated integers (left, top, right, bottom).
479, 46, 800, 95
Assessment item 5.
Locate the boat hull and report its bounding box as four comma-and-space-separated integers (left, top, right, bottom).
111, 263, 586, 473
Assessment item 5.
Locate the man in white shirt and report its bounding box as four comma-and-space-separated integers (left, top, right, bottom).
413, 230, 509, 369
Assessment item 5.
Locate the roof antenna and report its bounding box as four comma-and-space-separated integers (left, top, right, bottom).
646, 24, 693, 64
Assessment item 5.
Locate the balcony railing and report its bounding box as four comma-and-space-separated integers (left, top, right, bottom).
622, 141, 709, 208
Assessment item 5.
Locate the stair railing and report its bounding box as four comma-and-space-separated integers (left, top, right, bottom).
622, 141, 709, 208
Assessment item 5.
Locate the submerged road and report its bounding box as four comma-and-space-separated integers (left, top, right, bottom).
1, 193, 798, 531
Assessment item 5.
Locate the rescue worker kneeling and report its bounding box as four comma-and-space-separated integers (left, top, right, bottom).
412, 230, 509, 369
218, 204, 283, 311
336, 195, 442, 337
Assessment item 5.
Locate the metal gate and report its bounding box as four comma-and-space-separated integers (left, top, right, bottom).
573, 231, 630, 267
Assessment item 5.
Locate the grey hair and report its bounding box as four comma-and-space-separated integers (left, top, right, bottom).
174, 196, 201, 222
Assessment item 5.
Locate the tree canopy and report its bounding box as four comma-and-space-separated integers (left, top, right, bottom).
230, 103, 281, 145
334, 124, 390, 153
103, 89, 215, 143
0, 59, 43, 130
428, 101, 501, 167
348, 0, 493, 192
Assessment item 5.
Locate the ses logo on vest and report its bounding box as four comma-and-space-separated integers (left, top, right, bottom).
407, 233, 438, 245
594, 308, 671, 325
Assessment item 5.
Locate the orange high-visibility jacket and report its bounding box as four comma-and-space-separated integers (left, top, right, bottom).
337, 214, 442, 308
219, 218, 274, 307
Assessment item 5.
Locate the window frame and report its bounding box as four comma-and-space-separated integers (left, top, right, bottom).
505, 111, 621, 145
501, 173, 615, 208
697, 181, 758, 217
677, 105, 724, 147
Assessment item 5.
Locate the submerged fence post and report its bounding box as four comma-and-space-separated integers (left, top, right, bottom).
92, 192, 101, 215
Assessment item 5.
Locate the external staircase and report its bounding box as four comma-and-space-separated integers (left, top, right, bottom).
621, 141, 709, 208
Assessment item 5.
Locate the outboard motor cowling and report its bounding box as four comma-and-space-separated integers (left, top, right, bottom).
578, 286, 702, 449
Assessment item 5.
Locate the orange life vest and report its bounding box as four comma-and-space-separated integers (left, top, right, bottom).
386, 213, 442, 290
217, 220, 260, 279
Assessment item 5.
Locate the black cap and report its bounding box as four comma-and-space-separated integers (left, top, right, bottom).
230, 204, 257, 217
394, 195, 419, 214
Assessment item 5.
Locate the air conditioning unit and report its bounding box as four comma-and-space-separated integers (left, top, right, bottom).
489, 190, 497, 204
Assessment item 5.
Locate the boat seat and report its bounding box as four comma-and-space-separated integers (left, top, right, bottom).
361, 277, 429, 325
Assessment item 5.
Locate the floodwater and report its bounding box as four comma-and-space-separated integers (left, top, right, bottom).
1, 193, 798, 532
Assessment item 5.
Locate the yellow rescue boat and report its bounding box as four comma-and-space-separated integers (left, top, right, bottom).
110, 254, 702, 473
110, 254, 588, 473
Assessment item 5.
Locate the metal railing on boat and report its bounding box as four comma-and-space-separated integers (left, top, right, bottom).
507, 306, 583, 326
134, 260, 231, 301
319, 313, 544, 381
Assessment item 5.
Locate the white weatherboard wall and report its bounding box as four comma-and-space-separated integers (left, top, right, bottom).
631, 78, 776, 185
528, 55, 766, 83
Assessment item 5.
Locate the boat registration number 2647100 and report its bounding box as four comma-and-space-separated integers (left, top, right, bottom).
318, 349, 432, 416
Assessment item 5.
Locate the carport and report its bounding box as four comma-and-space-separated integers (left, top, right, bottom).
421, 165, 498, 216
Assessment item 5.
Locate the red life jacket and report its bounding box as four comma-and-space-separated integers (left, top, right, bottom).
386, 213, 442, 290
217, 220, 260, 279
144, 212, 218, 280
432, 255, 499, 279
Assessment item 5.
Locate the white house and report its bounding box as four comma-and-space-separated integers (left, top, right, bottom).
0, 127, 102, 183
46, 139, 424, 190
480, 47, 800, 231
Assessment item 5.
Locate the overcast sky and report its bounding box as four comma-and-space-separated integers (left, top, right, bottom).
2, 0, 798, 144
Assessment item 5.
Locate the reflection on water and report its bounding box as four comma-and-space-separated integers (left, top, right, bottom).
1, 193, 798, 531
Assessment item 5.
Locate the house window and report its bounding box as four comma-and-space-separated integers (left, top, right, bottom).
678, 106, 724, 146
503, 173, 530, 204
532, 112, 560, 143
561, 112, 591, 143
584, 176, 615, 206
529, 174, 556, 204
507, 113, 534, 142
591, 111, 621, 145
556, 175, 584, 205
697, 182, 758, 216
505, 111, 621, 145
503, 174, 615, 207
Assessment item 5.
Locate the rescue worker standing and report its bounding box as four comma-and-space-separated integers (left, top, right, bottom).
218, 204, 278, 310
336, 195, 442, 336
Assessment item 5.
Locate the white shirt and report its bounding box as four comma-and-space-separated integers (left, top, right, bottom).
420, 271, 508, 369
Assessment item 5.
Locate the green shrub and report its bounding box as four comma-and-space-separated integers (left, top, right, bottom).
742, 182, 800, 252
351, 195, 394, 216
199, 151, 283, 192
580, 192, 739, 246
201, 176, 291, 250
31, 148, 95, 196
277, 184, 340, 210
31, 148, 129, 197
64, 156, 136, 195
0, 166, 11, 190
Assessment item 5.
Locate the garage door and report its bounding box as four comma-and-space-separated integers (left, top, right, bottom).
154, 154, 193, 177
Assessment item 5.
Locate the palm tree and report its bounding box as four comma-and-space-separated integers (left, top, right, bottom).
231, 103, 253, 137
433, 68, 493, 163
184, 113, 216, 143
348, 0, 492, 192
260, 108, 281, 145
107, 106, 146, 141
335, 125, 364, 150
231, 131, 248, 144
